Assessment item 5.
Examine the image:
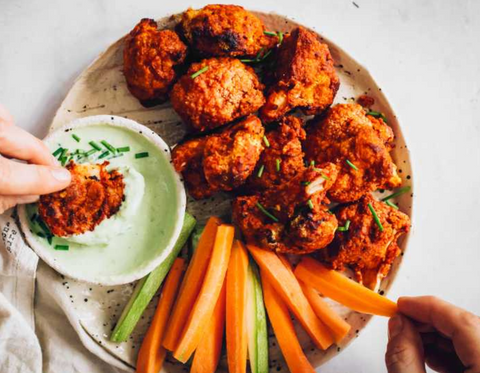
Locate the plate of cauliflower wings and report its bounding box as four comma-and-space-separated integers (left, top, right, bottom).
48, 4, 413, 371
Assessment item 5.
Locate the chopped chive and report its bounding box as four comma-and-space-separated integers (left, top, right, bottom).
346, 159, 358, 171
337, 220, 351, 232
276, 159, 281, 172
241, 48, 272, 63
54, 244, 69, 251
381, 186, 411, 201
60, 156, 68, 166
313, 167, 331, 180
116, 146, 131, 153
191, 66, 209, 79
264, 31, 278, 36
257, 164, 265, 178
368, 203, 384, 232
260, 49, 272, 60
72, 134, 81, 142
307, 199, 314, 210
310, 160, 315, 167
59, 148, 68, 160
255, 48, 265, 61
385, 200, 399, 209
301, 181, 311, 186
277, 31, 284, 45
98, 151, 110, 159
101, 140, 116, 153
135, 152, 149, 159
84, 148, 98, 157
36, 216, 52, 237
263, 135, 270, 147
89, 141, 102, 151
52, 147, 63, 157
366, 110, 388, 123
256, 202, 279, 222
327, 210, 334, 215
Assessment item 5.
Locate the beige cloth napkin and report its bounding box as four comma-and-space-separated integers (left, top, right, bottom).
0, 208, 130, 373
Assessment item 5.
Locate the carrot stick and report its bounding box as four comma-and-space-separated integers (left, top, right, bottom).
173, 224, 235, 363
247, 245, 333, 350
226, 241, 249, 373
136, 258, 185, 373
300, 282, 351, 343
261, 270, 316, 373
277, 255, 350, 343
294, 257, 398, 317
163, 216, 222, 351
191, 281, 227, 373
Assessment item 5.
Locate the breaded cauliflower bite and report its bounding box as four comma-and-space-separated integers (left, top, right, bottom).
260, 27, 339, 123
171, 136, 217, 200
177, 4, 276, 58
172, 116, 264, 199
233, 164, 339, 254
203, 116, 264, 190
304, 103, 402, 203
321, 194, 411, 289
170, 57, 265, 132
38, 162, 125, 237
123, 19, 188, 106
247, 115, 306, 191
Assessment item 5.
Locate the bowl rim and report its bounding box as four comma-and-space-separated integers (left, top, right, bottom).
18, 114, 187, 286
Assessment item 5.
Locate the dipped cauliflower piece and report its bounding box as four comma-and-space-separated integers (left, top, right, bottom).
177, 4, 276, 58
233, 164, 339, 254
246, 115, 306, 191
38, 162, 125, 237
123, 19, 188, 106
172, 116, 264, 199
304, 103, 402, 203
260, 26, 339, 123
170, 57, 265, 132
321, 194, 411, 289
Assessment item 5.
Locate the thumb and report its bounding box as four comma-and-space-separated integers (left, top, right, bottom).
385, 315, 426, 373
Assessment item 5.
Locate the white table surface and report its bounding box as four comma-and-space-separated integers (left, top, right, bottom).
1, 0, 480, 372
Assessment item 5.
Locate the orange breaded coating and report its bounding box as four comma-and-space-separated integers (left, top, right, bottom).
170, 57, 265, 132
260, 27, 339, 123
172, 116, 264, 199
321, 194, 411, 289
203, 116, 264, 190
304, 103, 402, 203
123, 19, 188, 106
38, 162, 125, 237
171, 136, 217, 200
247, 115, 306, 191
177, 4, 276, 58
233, 164, 339, 254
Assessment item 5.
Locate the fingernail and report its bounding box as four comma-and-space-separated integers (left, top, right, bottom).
388, 315, 404, 340
51, 168, 71, 182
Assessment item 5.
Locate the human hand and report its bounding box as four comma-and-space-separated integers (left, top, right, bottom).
0, 105, 71, 214
385, 296, 480, 373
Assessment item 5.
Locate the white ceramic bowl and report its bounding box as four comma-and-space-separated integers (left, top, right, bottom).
18, 115, 186, 286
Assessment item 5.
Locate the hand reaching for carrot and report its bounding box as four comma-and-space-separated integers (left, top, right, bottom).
386, 296, 480, 373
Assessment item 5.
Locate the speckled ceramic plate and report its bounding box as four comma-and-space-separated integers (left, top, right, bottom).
44, 9, 413, 372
